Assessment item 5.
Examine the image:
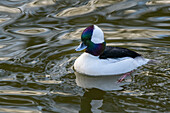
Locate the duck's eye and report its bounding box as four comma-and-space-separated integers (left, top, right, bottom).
85, 40, 92, 46
83, 40, 88, 45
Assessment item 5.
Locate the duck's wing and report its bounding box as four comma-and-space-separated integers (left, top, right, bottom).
99, 46, 141, 59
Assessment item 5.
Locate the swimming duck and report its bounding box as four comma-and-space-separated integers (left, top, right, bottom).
74, 25, 149, 81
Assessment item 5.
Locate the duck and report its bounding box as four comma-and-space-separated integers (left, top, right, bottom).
74, 25, 150, 81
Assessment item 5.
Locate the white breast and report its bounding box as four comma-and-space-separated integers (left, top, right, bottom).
74, 53, 149, 76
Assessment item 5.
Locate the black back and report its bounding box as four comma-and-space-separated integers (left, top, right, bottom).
99, 46, 141, 59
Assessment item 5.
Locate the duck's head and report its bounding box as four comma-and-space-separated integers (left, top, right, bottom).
76, 25, 106, 56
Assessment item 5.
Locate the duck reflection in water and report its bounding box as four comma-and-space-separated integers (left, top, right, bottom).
79, 88, 126, 113
75, 72, 131, 91
75, 72, 131, 113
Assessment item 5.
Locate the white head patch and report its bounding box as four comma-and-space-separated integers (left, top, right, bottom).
91, 25, 105, 44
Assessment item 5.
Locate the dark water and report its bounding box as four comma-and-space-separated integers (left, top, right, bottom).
0, 0, 169, 112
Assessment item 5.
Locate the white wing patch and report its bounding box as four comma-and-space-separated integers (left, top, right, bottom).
74, 53, 149, 76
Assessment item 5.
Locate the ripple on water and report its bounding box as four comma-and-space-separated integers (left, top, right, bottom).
0, 0, 33, 7
0, 35, 14, 42
148, 16, 170, 22
28, 0, 55, 7
0, 5, 21, 13
0, 45, 5, 49
55, 1, 95, 17
54, 0, 119, 18
0, 18, 11, 24
147, 0, 170, 4
0, 108, 41, 113
7, 28, 50, 35
0, 90, 47, 96
0, 35, 16, 60
59, 28, 83, 40
0, 57, 10, 61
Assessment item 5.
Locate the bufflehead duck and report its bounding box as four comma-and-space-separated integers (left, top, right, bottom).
74, 25, 149, 81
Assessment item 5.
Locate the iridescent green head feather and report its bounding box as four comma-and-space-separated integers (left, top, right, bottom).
76, 25, 106, 56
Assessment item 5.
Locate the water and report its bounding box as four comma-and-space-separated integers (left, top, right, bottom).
0, 0, 169, 112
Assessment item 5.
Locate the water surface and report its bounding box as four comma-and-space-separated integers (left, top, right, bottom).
0, 0, 169, 112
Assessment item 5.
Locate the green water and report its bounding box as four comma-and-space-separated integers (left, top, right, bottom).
0, 0, 169, 112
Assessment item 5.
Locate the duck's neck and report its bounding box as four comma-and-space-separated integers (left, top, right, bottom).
85, 42, 106, 56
